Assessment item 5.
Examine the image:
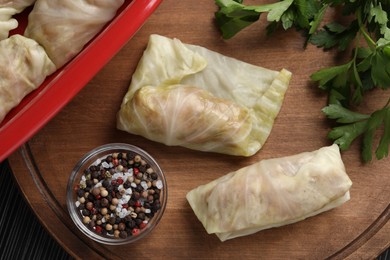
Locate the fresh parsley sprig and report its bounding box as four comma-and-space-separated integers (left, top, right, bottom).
215, 0, 390, 162
322, 100, 390, 162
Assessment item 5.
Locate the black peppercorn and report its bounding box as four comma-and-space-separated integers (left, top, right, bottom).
137, 212, 145, 220
106, 217, 114, 225
82, 209, 90, 216
119, 231, 127, 239
77, 189, 85, 197
151, 172, 158, 180
106, 155, 113, 163
134, 218, 142, 227
85, 179, 94, 188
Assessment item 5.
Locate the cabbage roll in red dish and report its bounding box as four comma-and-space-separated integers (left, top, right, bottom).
24, 0, 124, 68
0, 0, 36, 39
186, 144, 352, 241
117, 34, 292, 156
0, 34, 56, 123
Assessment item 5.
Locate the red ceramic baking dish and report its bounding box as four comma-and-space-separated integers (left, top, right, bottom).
0, 0, 163, 162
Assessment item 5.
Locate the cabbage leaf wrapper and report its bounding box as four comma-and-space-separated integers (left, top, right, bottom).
117, 34, 292, 156
186, 144, 352, 241
0, 34, 56, 123
24, 0, 124, 68
0, 0, 36, 40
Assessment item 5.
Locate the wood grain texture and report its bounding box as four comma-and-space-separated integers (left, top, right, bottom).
8, 0, 389, 259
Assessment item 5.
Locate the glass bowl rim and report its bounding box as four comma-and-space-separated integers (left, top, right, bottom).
66, 142, 168, 245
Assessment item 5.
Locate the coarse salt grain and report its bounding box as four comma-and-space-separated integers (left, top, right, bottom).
75, 201, 80, 207
95, 158, 101, 166
141, 181, 148, 190
131, 182, 137, 188
119, 198, 127, 205
119, 209, 128, 218
145, 208, 151, 214
156, 180, 163, 189
101, 161, 110, 168
124, 171, 132, 180
125, 188, 132, 195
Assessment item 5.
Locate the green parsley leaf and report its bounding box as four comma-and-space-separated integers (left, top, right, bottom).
327, 121, 367, 151
215, 0, 261, 39
322, 104, 370, 123
361, 108, 386, 162
215, 0, 390, 163
376, 107, 390, 159
369, 3, 388, 27
215, 0, 294, 39
310, 20, 359, 50
310, 62, 352, 88
323, 100, 390, 162
370, 49, 390, 89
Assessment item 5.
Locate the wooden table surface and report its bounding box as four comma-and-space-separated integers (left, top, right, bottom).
8, 0, 390, 259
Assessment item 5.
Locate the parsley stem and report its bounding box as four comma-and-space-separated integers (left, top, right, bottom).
357, 7, 376, 50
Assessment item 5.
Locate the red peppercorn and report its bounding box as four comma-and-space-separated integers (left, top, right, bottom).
112, 158, 119, 166
95, 226, 102, 233
122, 204, 128, 209
132, 228, 140, 235
139, 222, 147, 229
134, 168, 139, 174
73, 184, 80, 192
117, 178, 124, 185
95, 195, 101, 200
134, 201, 142, 207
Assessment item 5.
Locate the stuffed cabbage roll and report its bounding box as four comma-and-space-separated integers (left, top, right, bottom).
0, 0, 36, 11
0, 34, 56, 123
117, 34, 292, 156
24, 0, 124, 68
0, 8, 17, 39
121, 84, 254, 155
186, 144, 352, 241
0, 0, 36, 40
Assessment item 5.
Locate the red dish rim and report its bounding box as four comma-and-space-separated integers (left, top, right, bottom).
0, 0, 163, 162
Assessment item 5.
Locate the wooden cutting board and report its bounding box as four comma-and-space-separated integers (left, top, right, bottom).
8, 1, 389, 259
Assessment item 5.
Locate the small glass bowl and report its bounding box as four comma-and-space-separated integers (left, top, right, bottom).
66, 143, 167, 245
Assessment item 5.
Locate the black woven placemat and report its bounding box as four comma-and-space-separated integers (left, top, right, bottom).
0, 160, 72, 260
0, 160, 388, 260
